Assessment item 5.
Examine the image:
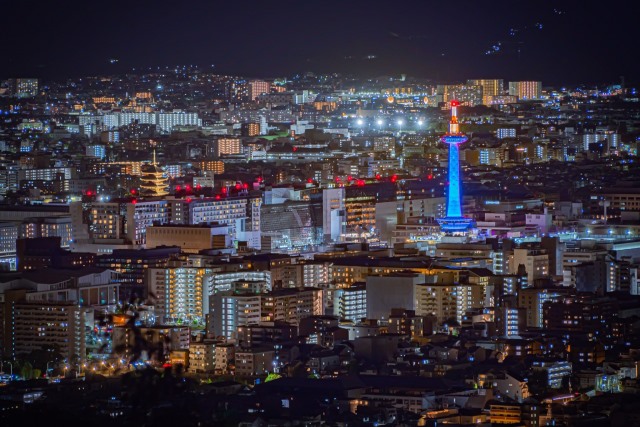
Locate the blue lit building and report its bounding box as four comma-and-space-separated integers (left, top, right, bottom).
437, 101, 474, 233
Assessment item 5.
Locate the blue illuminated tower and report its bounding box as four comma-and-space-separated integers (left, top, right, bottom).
437, 101, 474, 232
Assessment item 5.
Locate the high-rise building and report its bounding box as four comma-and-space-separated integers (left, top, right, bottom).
188, 195, 261, 246
322, 187, 345, 243
415, 283, 484, 325
211, 288, 323, 340
518, 287, 565, 328
6, 298, 85, 361
467, 79, 504, 105
211, 138, 242, 158
147, 267, 216, 324
249, 80, 271, 101
512, 248, 549, 283
437, 101, 474, 232
508, 81, 542, 100
333, 282, 367, 323
212, 292, 263, 340
95, 246, 181, 300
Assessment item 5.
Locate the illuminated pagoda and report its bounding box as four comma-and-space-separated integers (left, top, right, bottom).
437, 100, 474, 233
139, 150, 169, 197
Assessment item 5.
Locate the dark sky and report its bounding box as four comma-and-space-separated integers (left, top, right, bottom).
1, 0, 637, 86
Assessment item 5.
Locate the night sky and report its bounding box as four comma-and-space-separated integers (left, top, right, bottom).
1, 0, 637, 85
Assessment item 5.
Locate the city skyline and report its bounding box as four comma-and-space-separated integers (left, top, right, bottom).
2, 5, 640, 425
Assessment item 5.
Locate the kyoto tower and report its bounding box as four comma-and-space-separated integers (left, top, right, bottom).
437, 100, 474, 233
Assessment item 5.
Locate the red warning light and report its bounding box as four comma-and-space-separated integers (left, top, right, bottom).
243, 183, 249, 189
215, 194, 221, 200
257, 176, 263, 183
235, 183, 241, 190
185, 185, 191, 191
391, 174, 398, 183
222, 187, 227, 193
335, 177, 341, 182
132, 199, 137, 204
427, 174, 433, 180
356, 179, 365, 187
292, 146, 298, 152
450, 100, 460, 107
186, 197, 192, 203
307, 178, 314, 183
375, 174, 381, 180
196, 184, 202, 190
347, 175, 353, 181
130, 188, 137, 194
175, 185, 181, 191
